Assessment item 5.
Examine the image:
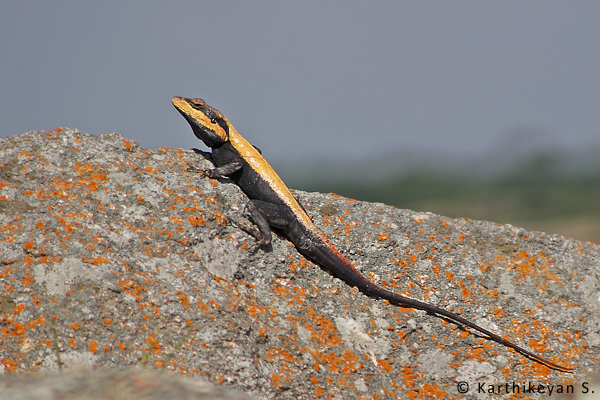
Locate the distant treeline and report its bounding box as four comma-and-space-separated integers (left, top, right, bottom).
295, 172, 600, 243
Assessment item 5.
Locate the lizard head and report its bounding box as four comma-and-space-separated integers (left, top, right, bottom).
172, 96, 230, 147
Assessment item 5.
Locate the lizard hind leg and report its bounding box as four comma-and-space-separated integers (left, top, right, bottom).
244, 201, 273, 246
247, 200, 296, 246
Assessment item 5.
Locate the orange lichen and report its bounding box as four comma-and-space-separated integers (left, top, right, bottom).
146, 334, 161, 354
13, 304, 26, 314
88, 341, 98, 353
26, 316, 45, 329
377, 359, 393, 372
1, 358, 19, 372
87, 256, 109, 265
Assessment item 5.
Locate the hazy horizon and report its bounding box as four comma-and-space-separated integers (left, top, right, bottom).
2, 2, 599, 172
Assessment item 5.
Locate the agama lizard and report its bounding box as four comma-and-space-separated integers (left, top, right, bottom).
172, 96, 573, 372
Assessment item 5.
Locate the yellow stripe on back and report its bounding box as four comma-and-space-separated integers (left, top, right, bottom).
225, 118, 316, 229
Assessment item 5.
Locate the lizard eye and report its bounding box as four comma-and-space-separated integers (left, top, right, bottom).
210, 118, 217, 124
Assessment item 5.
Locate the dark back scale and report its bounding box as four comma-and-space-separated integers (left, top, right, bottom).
212, 141, 285, 205
172, 96, 573, 372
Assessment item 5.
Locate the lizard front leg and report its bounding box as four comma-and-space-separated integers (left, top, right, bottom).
206, 160, 243, 179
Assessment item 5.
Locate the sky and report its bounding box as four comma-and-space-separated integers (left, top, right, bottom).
2, 1, 599, 169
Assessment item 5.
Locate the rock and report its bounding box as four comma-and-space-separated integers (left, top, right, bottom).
0, 128, 598, 399
0, 369, 257, 400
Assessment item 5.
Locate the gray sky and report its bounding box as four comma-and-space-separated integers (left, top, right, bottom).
2, 1, 599, 167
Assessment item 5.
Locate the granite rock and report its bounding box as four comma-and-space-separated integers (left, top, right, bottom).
0, 128, 598, 399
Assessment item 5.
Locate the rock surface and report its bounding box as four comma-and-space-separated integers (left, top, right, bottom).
0, 369, 257, 400
0, 128, 598, 399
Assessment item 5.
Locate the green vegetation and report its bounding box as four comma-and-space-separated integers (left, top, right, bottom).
296, 172, 600, 244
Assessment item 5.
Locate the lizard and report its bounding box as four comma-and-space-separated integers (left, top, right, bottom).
172, 96, 573, 372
